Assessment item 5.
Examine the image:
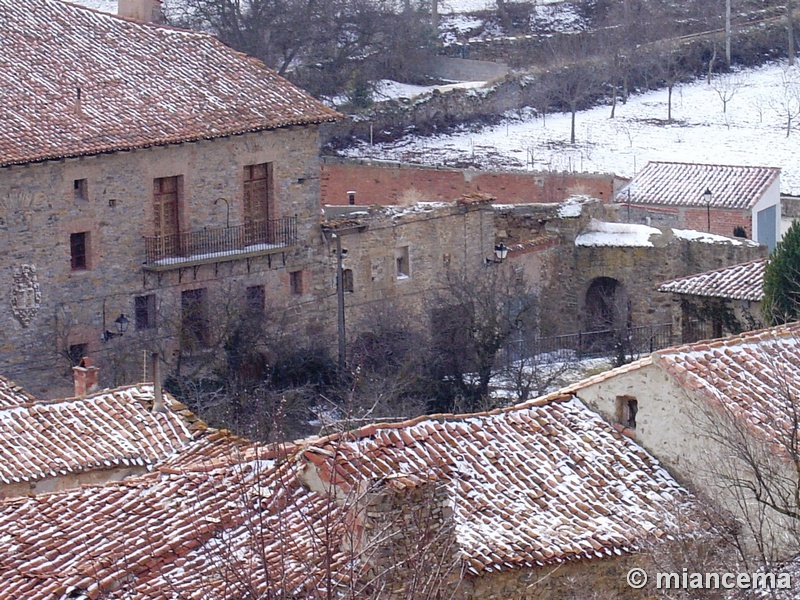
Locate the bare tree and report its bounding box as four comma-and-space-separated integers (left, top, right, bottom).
429, 264, 537, 412
711, 71, 745, 114
770, 65, 800, 137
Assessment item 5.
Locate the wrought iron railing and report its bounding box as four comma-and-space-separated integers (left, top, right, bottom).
143, 217, 297, 266
503, 323, 676, 364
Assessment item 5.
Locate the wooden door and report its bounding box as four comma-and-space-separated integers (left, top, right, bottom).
243, 163, 273, 244
153, 176, 180, 257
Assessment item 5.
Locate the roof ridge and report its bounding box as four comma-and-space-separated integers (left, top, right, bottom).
296, 392, 576, 447
656, 321, 800, 356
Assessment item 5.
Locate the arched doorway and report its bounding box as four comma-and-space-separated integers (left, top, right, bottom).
584, 277, 629, 332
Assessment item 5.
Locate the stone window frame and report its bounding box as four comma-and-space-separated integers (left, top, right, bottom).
180, 288, 210, 351
342, 268, 354, 293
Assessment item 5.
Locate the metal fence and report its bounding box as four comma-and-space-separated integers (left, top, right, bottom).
143, 217, 297, 265
504, 322, 676, 365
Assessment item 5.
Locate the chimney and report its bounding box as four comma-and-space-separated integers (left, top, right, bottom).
151, 352, 166, 414
118, 0, 164, 23
72, 357, 99, 397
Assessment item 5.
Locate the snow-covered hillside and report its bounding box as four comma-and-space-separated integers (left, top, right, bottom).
342, 63, 800, 195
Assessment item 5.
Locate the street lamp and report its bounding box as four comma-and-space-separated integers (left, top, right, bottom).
703, 188, 712, 233
103, 313, 130, 342
494, 243, 509, 262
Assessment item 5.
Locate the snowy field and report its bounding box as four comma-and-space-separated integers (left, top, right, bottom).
342, 62, 800, 195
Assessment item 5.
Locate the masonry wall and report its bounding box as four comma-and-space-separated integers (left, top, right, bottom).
0, 126, 328, 397
574, 367, 800, 558
497, 206, 767, 338
325, 200, 496, 339
321, 158, 624, 206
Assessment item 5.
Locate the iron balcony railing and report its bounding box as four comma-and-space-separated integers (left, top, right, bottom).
143, 217, 297, 266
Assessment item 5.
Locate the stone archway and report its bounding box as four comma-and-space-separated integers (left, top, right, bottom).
584, 277, 629, 333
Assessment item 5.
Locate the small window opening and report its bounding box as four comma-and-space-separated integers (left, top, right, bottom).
290, 271, 304, 296
396, 246, 410, 279
616, 396, 638, 429
70, 232, 89, 270
68, 343, 88, 366
73, 179, 88, 201
246, 285, 266, 314
134, 294, 156, 330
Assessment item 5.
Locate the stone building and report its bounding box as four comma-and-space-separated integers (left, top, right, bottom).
0, 391, 699, 598
615, 161, 781, 250
495, 200, 767, 347
563, 322, 800, 559
657, 258, 767, 341
0, 0, 339, 396
321, 195, 496, 347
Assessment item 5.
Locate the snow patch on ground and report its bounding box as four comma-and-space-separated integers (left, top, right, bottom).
342, 63, 800, 195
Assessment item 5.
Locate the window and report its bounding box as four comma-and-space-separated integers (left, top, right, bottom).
181, 289, 209, 350
73, 179, 88, 201
246, 285, 265, 314
134, 294, 156, 330
243, 163, 274, 244
733, 225, 747, 238
616, 396, 638, 429
347, 191, 356, 205
290, 271, 304, 296
153, 176, 181, 256
67, 343, 88, 366
70, 232, 89, 270
342, 269, 354, 293
396, 246, 410, 279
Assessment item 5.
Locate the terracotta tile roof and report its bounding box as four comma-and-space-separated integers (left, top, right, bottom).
657, 259, 767, 301
0, 376, 37, 410
617, 162, 780, 210
0, 384, 201, 485
0, 458, 353, 599
303, 394, 692, 574
0, 0, 341, 167
652, 322, 800, 448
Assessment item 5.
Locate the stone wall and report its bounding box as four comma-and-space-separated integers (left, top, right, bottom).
497, 204, 768, 338
323, 198, 496, 338
322, 158, 624, 206
0, 125, 328, 397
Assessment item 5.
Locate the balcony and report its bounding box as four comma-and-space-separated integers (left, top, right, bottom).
143, 217, 297, 271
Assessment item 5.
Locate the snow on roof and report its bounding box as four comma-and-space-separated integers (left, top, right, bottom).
0, 457, 354, 598
0, 0, 340, 167
0, 384, 201, 486
672, 229, 759, 246
303, 394, 693, 574
652, 323, 800, 454
0, 377, 36, 410
618, 162, 780, 210
575, 219, 661, 247
658, 259, 767, 301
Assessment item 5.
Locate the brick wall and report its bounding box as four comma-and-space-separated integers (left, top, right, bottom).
321, 158, 624, 206
626, 204, 752, 239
